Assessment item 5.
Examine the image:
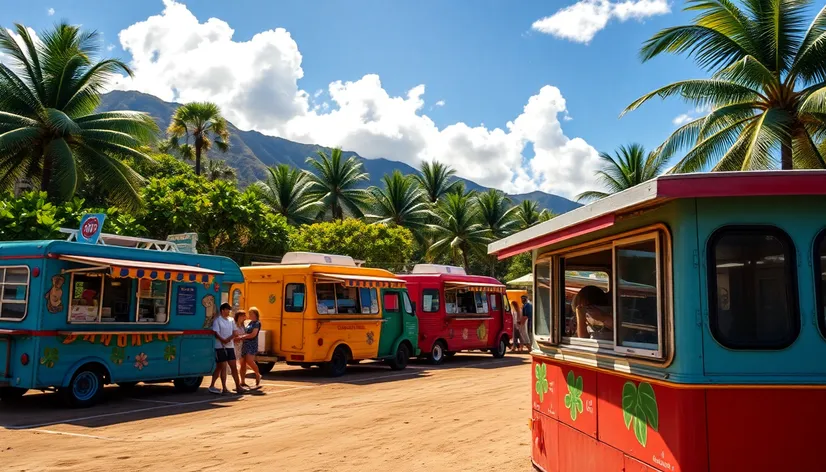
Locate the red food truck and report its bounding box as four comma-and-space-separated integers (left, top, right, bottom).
398, 264, 513, 364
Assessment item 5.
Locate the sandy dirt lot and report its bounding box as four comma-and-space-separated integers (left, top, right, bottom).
0, 353, 532, 472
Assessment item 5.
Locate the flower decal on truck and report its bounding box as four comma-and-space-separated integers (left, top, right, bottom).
564, 371, 584, 421
622, 381, 659, 447
40, 347, 59, 368
534, 363, 549, 402
110, 347, 125, 365
134, 353, 149, 370
366, 331, 375, 346
164, 344, 176, 362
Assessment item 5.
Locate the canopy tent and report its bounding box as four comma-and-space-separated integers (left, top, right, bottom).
506, 273, 533, 287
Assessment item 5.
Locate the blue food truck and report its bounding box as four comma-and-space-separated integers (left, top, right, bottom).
0, 227, 243, 407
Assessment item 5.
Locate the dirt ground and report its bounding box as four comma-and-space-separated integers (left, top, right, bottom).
0, 353, 532, 472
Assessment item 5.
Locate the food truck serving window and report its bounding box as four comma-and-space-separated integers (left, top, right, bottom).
315, 282, 379, 315
708, 226, 798, 349
444, 289, 489, 315
68, 272, 171, 324
285, 283, 306, 312
0, 266, 30, 321
539, 229, 668, 360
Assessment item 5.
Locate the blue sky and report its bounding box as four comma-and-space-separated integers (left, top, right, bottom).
3, 0, 708, 197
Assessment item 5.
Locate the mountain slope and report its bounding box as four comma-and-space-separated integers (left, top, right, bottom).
99, 90, 581, 214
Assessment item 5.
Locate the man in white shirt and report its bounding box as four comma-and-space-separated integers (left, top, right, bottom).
209, 303, 243, 394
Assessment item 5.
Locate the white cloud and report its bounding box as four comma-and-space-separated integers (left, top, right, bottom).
531, 0, 670, 44
47, 8, 55, 16
434, 100, 445, 107
113, 0, 601, 198
672, 105, 712, 127
106, 43, 116, 51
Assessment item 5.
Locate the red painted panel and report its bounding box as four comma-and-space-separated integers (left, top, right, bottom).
624, 455, 662, 472
557, 422, 624, 472
532, 410, 559, 472
707, 388, 826, 472
532, 358, 558, 418
597, 373, 707, 472
556, 365, 598, 437
657, 172, 826, 199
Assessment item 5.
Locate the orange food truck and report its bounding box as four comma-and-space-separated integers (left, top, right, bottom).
398, 264, 512, 363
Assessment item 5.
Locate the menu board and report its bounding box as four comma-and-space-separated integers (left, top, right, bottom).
177, 285, 196, 316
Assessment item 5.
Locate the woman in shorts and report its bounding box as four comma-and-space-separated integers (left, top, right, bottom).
238, 307, 262, 389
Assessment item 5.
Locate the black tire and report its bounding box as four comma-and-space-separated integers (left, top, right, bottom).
173, 376, 203, 393
387, 343, 410, 371
300, 364, 312, 369
492, 336, 508, 359
323, 346, 349, 377
428, 341, 447, 365
62, 366, 105, 408
257, 362, 275, 374
0, 387, 27, 402
117, 382, 139, 390
445, 352, 456, 358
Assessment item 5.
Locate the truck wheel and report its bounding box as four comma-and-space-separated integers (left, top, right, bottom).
387, 343, 410, 371
428, 341, 447, 365
323, 346, 349, 377
492, 336, 508, 359
0, 387, 27, 402
62, 366, 104, 408
173, 376, 203, 393
256, 362, 275, 374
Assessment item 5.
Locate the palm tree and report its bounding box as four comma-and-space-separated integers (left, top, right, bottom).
0, 23, 158, 208
367, 170, 431, 231
415, 161, 458, 203
165, 102, 229, 175
576, 144, 668, 201
204, 159, 236, 182
428, 192, 490, 272
305, 147, 369, 219
254, 164, 321, 226
623, 0, 826, 171
515, 200, 543, 229
475, 189, 519, 275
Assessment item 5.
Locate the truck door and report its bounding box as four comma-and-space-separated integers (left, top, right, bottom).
377, 289, 404, 358
281, 275, 306, 352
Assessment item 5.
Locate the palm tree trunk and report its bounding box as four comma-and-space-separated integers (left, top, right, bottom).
195, 136, 203, 176
780, 134, 793, 170
40, 146, 52, 194
490, 256, 496, 277
461, 246, 470, 273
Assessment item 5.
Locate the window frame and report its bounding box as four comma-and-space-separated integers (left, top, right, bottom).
422, 288, 440, 313
66, 272, 172, 325
707, 225, 800, 350
383, 291, 401, 313
284, 282, 306, 313
314, 282, 378, 315
534, 224, 673, 366
816, 229, 826, 340
533, 256, 553, 343
557, 244, 613, 351
0, 266, 31, 322
612, 233, 663, 359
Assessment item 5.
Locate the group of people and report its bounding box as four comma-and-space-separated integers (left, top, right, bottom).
208, 303, 263, 395
510, 295, 533, 352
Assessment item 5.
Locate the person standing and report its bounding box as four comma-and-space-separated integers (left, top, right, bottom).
209, 303, 243, 395
521, 295, 534, 349
232, 310, 247, 366
510, 300, 523, 352
238, 307, 263, 389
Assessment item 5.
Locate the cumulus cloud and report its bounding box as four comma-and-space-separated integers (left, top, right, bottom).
672, 113, 692, 126
531, 0, 670, 44
434, 100, 445, 107
113, 0, 600, 197
672, 105, 711, 127
47, 8, 55, 16
106, 43, 115, 51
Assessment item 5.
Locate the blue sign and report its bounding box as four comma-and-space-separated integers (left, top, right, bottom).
177, 286, 197, 316
77, 213, 106, 244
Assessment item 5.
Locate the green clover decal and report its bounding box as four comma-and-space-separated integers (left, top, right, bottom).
40, 347, 59, 368
564, 371, 584, 421
164, 343, 177, 362
110, 347, 125, 365
622, 381, 659, 447
534, 363, 549, 402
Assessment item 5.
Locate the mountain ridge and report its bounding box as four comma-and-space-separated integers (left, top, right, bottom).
98, 90, 581, 214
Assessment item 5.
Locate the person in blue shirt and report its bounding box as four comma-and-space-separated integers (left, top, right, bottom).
521, 295, 533, 345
